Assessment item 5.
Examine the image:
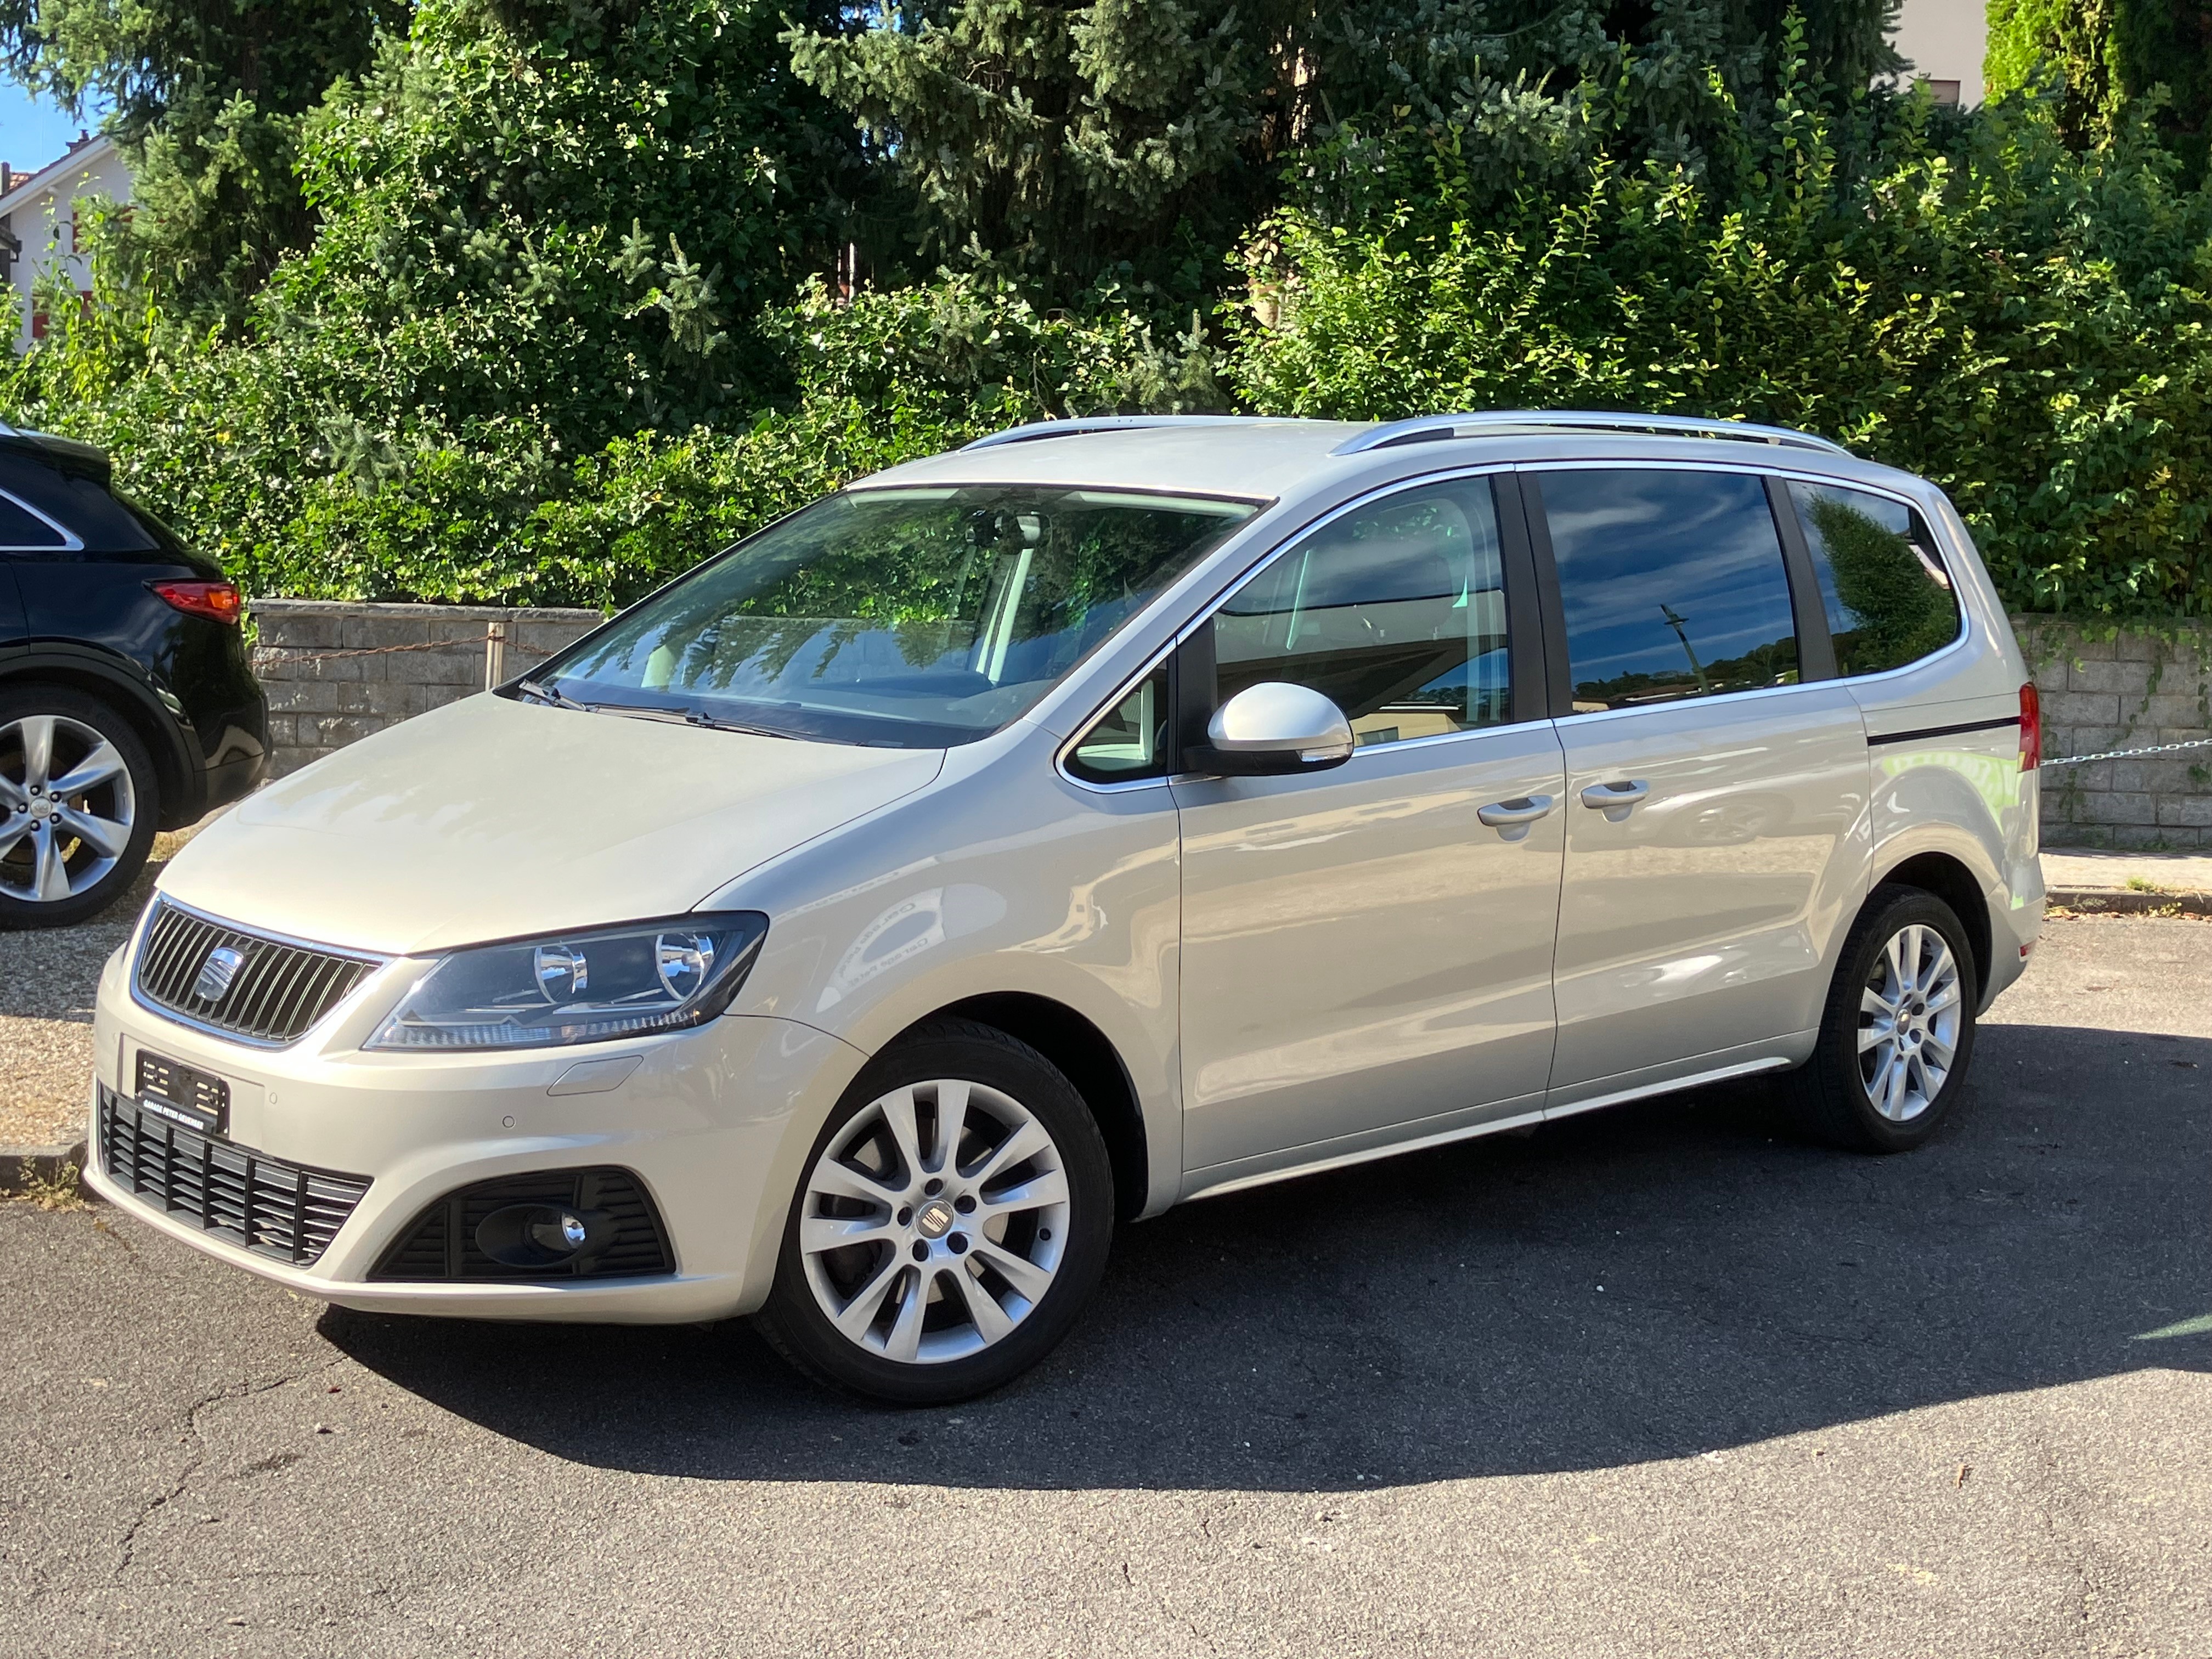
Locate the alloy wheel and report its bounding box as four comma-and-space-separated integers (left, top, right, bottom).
798, 1078, 1071, 1365
0, 713, 139, 906
1857, 922, 1962, 1121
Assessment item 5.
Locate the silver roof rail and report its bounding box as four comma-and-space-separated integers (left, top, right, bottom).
1333, 410, 1848, 457
962, 415, 1275, 451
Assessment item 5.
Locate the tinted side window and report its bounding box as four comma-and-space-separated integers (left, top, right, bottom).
1540, 469, 1800, 713
1213, 479, 1511, 748
1788, 482, 1961, 676
1068, 662, 1170, 783
0, 492, 66, 550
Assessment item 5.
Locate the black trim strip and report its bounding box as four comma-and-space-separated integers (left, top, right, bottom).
1866, 716, 2020, 747
1766, 473, 1838, 682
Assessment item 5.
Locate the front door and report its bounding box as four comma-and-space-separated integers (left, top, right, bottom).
1172, 475, 1567, 1183
1526, 465, 1871, 1099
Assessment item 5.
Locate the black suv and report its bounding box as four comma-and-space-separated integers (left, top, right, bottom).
0, 424, 266, 927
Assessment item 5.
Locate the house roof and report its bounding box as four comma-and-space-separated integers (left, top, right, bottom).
0, 132, 125, 222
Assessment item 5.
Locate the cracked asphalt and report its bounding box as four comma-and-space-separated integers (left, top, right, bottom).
3, 916, 2208, 1658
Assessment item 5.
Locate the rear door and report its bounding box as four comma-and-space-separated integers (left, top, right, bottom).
1170, 473, 1568, 1184
1524, 465, 1870, 1103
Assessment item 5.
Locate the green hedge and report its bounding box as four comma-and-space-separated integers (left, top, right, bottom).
1232, 87, 2212, 622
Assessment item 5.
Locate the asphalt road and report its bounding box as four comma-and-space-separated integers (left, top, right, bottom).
4, 917, 2208, 1658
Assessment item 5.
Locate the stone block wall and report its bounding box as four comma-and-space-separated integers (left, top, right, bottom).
246, 601, 2212, 847
251, 600, 602, 778
2018, 618, 2212, 850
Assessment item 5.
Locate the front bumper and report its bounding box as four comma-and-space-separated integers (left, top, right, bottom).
88, 943, 866, 1322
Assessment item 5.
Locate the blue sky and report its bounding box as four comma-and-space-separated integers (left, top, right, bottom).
0, 80, 109, 179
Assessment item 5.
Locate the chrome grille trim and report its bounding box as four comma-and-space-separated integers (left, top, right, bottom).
132, 897, 387, 1048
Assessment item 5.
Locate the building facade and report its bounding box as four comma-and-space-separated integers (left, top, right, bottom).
1890, 0, 1989, 106
0, 133, 133, 353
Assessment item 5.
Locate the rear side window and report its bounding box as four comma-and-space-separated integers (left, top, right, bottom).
0, 491, 66, 550
1788, 482, 1961, 676
1212, 478, 1512, 748
1538, 469, 1801, 713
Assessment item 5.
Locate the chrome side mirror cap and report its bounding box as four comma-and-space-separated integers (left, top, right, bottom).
1190, 682, 1356, 776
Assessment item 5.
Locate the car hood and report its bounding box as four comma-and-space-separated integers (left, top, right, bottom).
159, 693, 945, 955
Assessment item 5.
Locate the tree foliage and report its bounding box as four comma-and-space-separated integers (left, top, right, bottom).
0, 0, 408, 314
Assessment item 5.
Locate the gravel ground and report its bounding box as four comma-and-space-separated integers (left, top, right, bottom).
2, 916, 2206, 1657
0, 826, 201, 1148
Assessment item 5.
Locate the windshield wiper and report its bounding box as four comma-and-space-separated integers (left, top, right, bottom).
681, 708, 795, 739
574, 697, 794, 740
516, 678, 588, 712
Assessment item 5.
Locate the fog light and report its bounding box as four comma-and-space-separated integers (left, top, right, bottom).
475, 1202, 610, 1268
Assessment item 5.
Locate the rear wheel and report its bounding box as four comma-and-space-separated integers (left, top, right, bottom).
0, 686, 159, 929
755, 1019, 1114, 1404
1786, 883, 1979, 1152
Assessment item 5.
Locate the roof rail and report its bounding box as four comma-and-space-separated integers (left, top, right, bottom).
1332, 410, 1848, 457
962, 415, 1273, 452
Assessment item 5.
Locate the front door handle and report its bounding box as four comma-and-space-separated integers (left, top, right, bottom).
1579, 779, 1651, 822
1476, 794, 1556, 842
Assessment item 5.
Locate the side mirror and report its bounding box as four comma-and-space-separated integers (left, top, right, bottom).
1189, 681, 1355, 777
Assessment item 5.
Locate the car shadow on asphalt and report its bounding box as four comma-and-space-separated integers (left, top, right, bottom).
320, 1020, 2211, 1491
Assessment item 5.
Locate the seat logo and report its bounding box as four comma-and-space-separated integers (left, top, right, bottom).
191, 945, 246, 1004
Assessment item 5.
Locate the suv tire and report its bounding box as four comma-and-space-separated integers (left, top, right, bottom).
756, 1019, 1115, 1404
1787, 883, 1980, 1152
0, 685, 160, 929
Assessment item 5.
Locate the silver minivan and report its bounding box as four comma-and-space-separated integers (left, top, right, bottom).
88, 413, 2042, 1402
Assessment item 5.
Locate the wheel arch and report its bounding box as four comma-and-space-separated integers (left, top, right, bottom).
0, 645, 200, 827
894, 992, 1152, 1223
1872, 849, 1994, 1008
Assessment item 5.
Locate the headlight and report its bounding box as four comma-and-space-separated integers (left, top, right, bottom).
366, 913, 769, 1051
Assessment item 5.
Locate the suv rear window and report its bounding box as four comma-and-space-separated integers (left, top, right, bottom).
1537, 469, 1802, 713
0, 491, 66, 549
1787, 482, 1961, 676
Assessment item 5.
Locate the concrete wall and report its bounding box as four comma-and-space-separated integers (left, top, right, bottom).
249, 601, 2212, 847
2019, 618, 2212, 850
251, 600, 601, 778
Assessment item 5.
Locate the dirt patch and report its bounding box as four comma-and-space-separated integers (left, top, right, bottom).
0, 827, 201, 1148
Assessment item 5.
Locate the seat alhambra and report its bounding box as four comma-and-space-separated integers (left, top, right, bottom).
88, 412, 2042, 1402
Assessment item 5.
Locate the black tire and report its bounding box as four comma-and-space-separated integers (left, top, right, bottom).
1785, 882, 1980, 1152
0, 685, 160, 930
755, 1018, 1115, 1406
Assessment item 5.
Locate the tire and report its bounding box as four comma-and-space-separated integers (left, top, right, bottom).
0, 685, 160, 930
755, 1018, 1115, 1405
1785, 883, 1980, 1153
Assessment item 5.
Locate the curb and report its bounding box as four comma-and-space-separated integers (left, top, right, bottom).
0, 1141, 90, 1194
2047, 887, 2212, 918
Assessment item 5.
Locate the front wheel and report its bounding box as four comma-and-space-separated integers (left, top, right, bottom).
1786, 884, 1980, 1152
754, 1019, 1115, 1404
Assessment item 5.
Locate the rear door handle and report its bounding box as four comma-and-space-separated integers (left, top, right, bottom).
1476, 794, 1556, 842
1579, 779, 1650, 822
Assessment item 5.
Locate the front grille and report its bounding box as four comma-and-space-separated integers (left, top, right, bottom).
97, 1087, 370, 1266
371, 1167, 674, 1282
135, 899, 380, 1046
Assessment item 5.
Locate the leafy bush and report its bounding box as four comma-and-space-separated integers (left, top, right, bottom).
1232, 59, 2212, 620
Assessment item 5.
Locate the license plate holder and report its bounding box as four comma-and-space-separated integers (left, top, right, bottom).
135, 1051, 230, 1137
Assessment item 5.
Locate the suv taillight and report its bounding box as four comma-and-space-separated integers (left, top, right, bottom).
2019, 681, 2041, 771
150, 579, 243, 626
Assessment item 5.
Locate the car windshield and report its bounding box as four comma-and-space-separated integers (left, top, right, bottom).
535, 485, 1260, 747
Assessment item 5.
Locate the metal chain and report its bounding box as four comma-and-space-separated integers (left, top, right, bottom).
251, 631, 557, 667
2043, 733, 2212, 770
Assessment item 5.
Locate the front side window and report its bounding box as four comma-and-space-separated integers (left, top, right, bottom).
1067, 663, 1170, 783
1788, 482, 1961, 676
1211, 479, 1513, 748
1539, 469, 1801, 713
539, 486, 1257, 748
